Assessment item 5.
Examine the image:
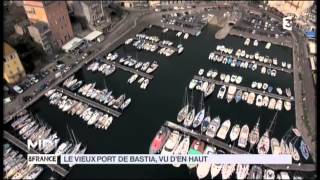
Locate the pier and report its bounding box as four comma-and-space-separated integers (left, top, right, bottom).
132, 37, 179, 52
193, 75, 294, 102
213, 51, 293, 74
4, 130, 69, 177
164, 121, 316, 172
103, 59, 154, 80
55, 87, 122, 118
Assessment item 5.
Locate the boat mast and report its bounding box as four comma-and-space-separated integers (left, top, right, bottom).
267, 112, 278, 133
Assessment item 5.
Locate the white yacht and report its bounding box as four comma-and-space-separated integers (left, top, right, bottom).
284, 101, 291, 111
128, 74, 139, 84
221, 164, 236, 179
263, 169, 275, 179
229, 124, 240, 142
224, 74, 230, 83
161, 131, 181, 155
172, 136, 190, 167
198, 69, 205, 76
253, 39, 259, 46
217, 85, 227, 99
196, 146, 215, 179
206, 116, 221, 138
235, 76, 242, 84
238, 124, 249, 148
216, 119, 231, 140
189, 79, 198, 89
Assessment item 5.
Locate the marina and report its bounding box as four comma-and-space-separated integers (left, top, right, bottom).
18, 23, 312, 179
132, 37, 179, 52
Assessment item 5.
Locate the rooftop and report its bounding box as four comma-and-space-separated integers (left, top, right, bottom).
3, 42, 16, 56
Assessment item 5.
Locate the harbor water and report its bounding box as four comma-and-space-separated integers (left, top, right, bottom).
27, 24, 311, 179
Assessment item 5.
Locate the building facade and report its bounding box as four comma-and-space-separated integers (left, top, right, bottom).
267, 1, 314, 17
72, 1, 111, 31
28, 22, 53, 54
23, 1, 74, 47
3, 42, 26, 85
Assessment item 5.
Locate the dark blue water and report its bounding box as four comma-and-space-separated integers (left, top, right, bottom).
27, 25, 314, 179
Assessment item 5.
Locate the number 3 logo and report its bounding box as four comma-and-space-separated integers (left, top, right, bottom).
283, 16, 293, 31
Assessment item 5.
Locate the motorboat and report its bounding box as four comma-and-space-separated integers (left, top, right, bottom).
120, 98, 131, 110
275, 99, 283, 111
187, 140, 205, 169
251, 81, 257, 88
201, 114, 211, 133
284, 101, 291, 111
262, 96, 270, 107
204, 83, 215, 97
229, 124, 240, 142
276, 87, 283, 95
161, 130, 181, 155
196, 146, 215, 179
244, 38, 250, 46
217, 85, 227, 99
140, 79, 150, 89
257, 82, 262, 89
149, 126, 171, 154
146, 61, 159, 74
128, 74, 139, 84
224, 74, 230, 83
285, 88, 292, 97
241, 92, 249, 101
237, 124, 249, 148
255, 94, 263, 107
206, 116, 221, 138
263, 169, 275, 179
220, 73, 226, 81
235, 76, 242, 84
198, 69, 205, 76
246, 92, 256, 105
230, 75, 237, 82
253, 39, 259, 46
216, 119, 231, 140
189, 79, 198, 89
226, 85, 237, 103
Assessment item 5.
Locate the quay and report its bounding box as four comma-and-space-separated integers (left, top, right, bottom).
4, 130, 69, 177
104, 59, 154, 80
55, 87, 122, 118
213, 51, 293, 74
132, 37, 179, 52
193, 75, 294, 102
164, 121, 316, 172
153, 22, 202, 36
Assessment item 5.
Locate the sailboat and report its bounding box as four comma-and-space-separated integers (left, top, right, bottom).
193, 94, 205, 128
248, 117, 260, 149
172, 135, 190, 167
257, 112, 278, 154
201, 107, 211, 133
183, 92, 195, 127
177, 88, 189, 123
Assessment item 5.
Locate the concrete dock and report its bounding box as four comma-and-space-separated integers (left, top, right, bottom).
164, 121, 316, 172
56, 87, 122, 118
213, 51, 293, 74
193, 75, 294, 102
103, 59, 154, 80
4, 130, 69, 177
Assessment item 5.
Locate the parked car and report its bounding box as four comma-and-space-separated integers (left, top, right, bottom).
13, 85, 23, 94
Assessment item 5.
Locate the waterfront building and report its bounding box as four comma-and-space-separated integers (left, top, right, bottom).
27, 22, 53, 54
71, 1, 111, 31
267, 1, 314, 18
23, 1, 74, 48
3, 42, 26, 85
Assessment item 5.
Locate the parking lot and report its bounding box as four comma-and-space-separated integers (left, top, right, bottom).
234, 11, 291, 39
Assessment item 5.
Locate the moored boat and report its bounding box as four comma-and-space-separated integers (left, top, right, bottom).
149, 126, 171, 154
216, 119, 231, 140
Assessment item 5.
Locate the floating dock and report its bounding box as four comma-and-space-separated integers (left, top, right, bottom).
4, 130, 69, 177
153, 22, 203, 36
164, 121, 316, 172
132, 37, 178, 51
193, 75, 294, 102
56, 87, 122, 118
103, 59, 154, 80
213, 51, 293, 74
